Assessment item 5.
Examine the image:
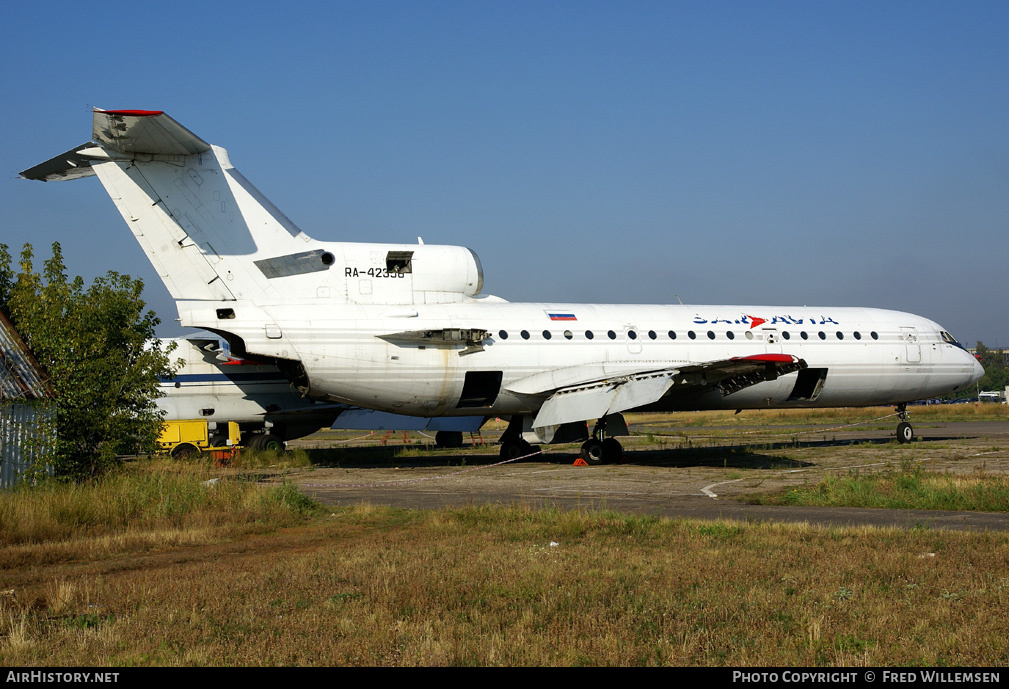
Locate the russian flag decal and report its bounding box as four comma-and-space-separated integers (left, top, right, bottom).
547, 312, 577, 321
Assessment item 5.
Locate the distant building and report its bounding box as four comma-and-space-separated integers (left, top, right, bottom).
0, 311, 55, 487
968, 347, 1009, 366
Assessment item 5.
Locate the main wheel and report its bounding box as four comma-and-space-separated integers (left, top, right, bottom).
580, 439, 605, 466
436, 431, 464, 449
259, 433, 284, 452
601, 438, 623, 463
500, 438, 531, 460
896, 421, 914, 444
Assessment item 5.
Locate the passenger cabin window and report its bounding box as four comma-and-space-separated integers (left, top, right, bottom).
607, 330, 617, 340
542, 330, 552, 340
498, 330, 508, 340
668, 331, 677, 339
521, 330, 530, 340
585, 330, 595, 340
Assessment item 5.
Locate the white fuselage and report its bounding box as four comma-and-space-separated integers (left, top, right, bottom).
232, 301, 982, 416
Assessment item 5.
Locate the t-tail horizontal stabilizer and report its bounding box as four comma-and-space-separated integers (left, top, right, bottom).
19, 109, 316, 336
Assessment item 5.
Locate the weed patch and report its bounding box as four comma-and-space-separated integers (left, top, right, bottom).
753, 464, 1009, 512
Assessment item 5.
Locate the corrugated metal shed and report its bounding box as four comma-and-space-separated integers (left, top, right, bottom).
1, 311, 55, 487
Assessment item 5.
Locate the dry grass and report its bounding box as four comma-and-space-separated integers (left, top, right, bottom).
4, 410, 1008, 667
3, 496, 1009, 666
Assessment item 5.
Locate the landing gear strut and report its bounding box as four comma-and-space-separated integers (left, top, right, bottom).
499, 417, 540, 460
895, 404, 914, 444
580, 419, 623, 465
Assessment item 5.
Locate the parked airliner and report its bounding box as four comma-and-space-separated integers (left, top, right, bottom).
21, 109, 984, 463
158, 333, 486, 449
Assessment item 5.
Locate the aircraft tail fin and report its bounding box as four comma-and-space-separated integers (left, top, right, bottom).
21, 109, 310, 305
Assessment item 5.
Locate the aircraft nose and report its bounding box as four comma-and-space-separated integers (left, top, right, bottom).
971, 354, 985, 384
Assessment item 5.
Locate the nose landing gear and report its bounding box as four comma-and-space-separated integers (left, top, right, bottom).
895, 404, 914, 444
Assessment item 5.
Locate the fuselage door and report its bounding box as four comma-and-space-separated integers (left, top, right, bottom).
902, 327, 921, 363
761, 327, 782, 354
625, 326, 642, 355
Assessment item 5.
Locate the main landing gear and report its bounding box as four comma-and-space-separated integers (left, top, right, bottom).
248, 433, 284, 451
499, 436, 539, 460
895, 404, 914, 444
579, 419, 623, 465
499, 417, 540, 460
497, 415, 625, 464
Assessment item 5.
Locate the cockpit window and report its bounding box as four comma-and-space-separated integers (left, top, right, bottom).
940, 331, 967, 351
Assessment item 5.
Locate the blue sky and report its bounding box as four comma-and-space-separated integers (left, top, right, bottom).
3, 1, 1007, 346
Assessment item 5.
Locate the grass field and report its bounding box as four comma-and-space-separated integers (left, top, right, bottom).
2, 407, 1008, 666
0, 471, 1007, 664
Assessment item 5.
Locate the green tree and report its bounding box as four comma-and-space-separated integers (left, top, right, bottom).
974, 341, 1009, 394
0, 242, 177, 480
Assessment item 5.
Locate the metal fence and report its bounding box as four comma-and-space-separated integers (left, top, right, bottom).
0, 401, 54, 487
1, 312, 56, 488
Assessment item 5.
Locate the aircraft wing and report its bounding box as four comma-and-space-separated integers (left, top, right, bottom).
521, 354, 806, 434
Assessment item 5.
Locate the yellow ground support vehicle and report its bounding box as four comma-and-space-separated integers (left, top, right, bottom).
158, 420, 242, 459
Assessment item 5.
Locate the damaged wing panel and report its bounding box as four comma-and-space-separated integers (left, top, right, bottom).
529, 354, 806, 433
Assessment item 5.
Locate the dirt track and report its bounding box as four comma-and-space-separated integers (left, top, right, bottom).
288, 420, 1009, 531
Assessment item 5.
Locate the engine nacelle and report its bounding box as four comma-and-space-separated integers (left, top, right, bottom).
337, 242, 484, 304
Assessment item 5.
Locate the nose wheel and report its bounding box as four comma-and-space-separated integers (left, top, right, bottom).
895, 404, 914, 444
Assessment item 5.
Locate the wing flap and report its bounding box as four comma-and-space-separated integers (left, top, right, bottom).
529, 354, 806, 436
532, 373, 675, 430
505, 360, 678, 396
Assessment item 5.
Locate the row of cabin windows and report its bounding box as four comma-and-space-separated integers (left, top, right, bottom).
496, 329, 881, 342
